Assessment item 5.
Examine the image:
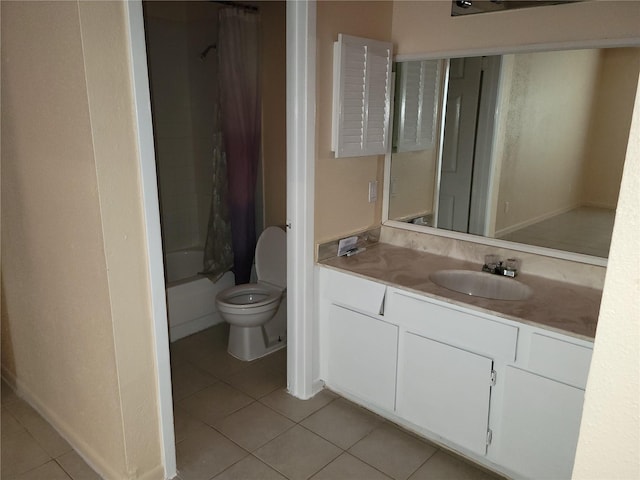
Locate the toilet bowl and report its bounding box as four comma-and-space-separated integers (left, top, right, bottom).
215, 226, 287, 361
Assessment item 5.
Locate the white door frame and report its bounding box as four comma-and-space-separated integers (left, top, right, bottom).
126, 1, 318, 477
470, 55, 502, 237
286, 0, 318, 399
124, 2, 176, 478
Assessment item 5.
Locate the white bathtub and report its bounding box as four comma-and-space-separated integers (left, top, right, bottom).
165, 249, 234, 342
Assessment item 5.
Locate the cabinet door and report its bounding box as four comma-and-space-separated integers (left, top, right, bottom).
397, 332, 493, 455
497, 366, 585, 479
327, 304, 398, 411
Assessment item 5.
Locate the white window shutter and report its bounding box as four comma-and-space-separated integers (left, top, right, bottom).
394, 60, 441, 152
332, 34, 393, 158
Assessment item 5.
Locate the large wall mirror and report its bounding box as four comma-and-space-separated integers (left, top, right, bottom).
386, 46, 640, 262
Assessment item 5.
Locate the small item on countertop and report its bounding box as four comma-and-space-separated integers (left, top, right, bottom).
346, 247, 367, 257
337, 235, 358, 256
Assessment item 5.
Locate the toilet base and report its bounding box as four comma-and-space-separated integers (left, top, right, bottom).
228, 324, 286, 361
226, 290, 287, 361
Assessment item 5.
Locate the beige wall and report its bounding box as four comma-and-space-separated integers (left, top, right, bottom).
261, 1, 287, 228
315, 1, 393, 243
582, 48, 640, 209
186, 7, 225, 244
2, 2, 637, 478
316, 0, 640, 244
1, 2, 163, 479
386, 0, 640, 240
385, 3, 640, 476
145, 1, 286, 243
388, 148, 438, 221
392, 1, 640, 57
572, 72, 640, 480
145, 3, 206, 252
493, 49, 600, 235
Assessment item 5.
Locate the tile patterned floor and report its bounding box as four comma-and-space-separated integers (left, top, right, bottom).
172, 324, 504, 480
499, 206, 615, 258
1, 380, 101, 480
1, 323, 505, 479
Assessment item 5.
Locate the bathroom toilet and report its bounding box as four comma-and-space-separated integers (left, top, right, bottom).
215, 226, 287, 361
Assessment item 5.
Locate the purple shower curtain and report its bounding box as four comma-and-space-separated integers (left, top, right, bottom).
218, 8, 261, 285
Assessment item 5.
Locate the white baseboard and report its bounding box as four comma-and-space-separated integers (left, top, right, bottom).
582, 201, 616, 210
496, 204, 578, 238
1, 366, 124, 480
287, 378, 326, 400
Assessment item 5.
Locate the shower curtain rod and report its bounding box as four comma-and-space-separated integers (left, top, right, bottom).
201, 1, 258, 59
210, 1, 259, 12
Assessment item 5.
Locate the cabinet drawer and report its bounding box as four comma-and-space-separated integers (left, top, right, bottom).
390, 292, 518, 361
528, 333, 592, 389
323, 268, 386, 317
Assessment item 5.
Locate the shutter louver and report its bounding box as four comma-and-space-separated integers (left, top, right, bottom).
332, 34, 393, 158
394, 60, 441, 152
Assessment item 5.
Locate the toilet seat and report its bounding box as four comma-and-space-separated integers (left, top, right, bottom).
216, 283, 281, 312
255, 227, 286, 288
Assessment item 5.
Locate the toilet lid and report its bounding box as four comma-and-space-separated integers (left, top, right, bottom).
255, 226, 287, 288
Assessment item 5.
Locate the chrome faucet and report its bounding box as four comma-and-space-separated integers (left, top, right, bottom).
482, 255, 520, 278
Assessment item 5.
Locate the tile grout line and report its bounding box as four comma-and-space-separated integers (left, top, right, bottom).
171, 326, 504, 480
2, 408, 68, 479
54, 457, 80, 480
404, 447, 441, 480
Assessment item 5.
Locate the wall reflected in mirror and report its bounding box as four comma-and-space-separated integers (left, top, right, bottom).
451, 1, 579, 17
388, 47, 640, 258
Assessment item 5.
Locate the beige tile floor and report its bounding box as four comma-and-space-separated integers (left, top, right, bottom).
172, 324, 505, 480
1, 323, 505, 480
1, 380, 101, 480
499, 206, 615, 258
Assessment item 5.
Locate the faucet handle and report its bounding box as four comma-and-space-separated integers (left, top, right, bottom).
503, 258, 520, 277
483, 254, 501, 273
484, 254, 500, 267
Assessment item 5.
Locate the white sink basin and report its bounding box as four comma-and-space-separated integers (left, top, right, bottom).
429, 269, 532, 301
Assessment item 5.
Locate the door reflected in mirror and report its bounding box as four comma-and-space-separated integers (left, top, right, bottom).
388, 47, 640, 259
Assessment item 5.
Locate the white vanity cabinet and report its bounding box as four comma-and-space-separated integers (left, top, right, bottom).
492, 333, 593, 479
320, 269, 398, 412
318, 266, 593, 480
389, 289, 518, 456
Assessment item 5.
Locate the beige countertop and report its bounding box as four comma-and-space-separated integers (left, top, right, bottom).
319, 243, 601, 341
